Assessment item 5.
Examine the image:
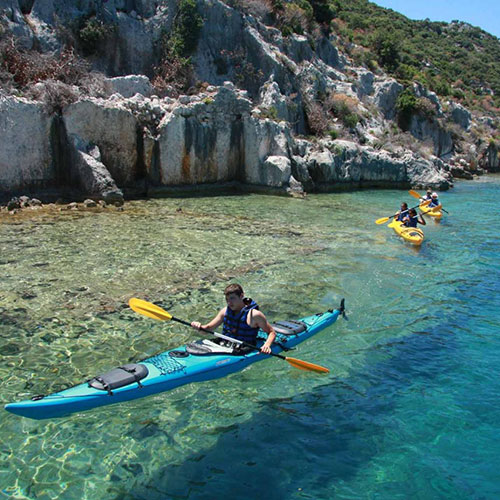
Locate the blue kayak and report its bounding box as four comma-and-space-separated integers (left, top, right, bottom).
5, 302, 343, 420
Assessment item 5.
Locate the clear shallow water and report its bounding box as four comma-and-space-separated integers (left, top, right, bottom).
1, 177, 499, 499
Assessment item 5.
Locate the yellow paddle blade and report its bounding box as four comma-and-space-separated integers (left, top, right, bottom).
408, 189, 421, 199
375, 217, 390, 225
129, 298, 172, 321
285, 357, 329, 373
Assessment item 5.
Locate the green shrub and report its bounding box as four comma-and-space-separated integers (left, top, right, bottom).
165, 0, 203, 59
328, 129, 338, 140
77, 17, 116, 55
343, 112, 359, 129
372, 29, 401, 72
395, 87, 418, 130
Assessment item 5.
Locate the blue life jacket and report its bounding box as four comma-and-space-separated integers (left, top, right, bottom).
222, 299, 259, 344
397, 209, 409, 222
429, 198, 440, 207
406, 215, 418, 228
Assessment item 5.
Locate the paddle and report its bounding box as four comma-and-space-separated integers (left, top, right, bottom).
375, 200, 430, 225
129, 298, 330, 374
408, 189, 449, 214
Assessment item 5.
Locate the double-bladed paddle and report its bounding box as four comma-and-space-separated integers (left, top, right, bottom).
408, 189, 449, 214
129, 298, 330, 374
375, 199, 431, 225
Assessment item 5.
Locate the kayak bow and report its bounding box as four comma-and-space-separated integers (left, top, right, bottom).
388, 220, 424, 246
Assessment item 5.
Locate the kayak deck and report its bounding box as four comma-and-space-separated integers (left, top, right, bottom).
388, 220, 424, 246
420, 203, 443, 219
5, 306, 342, 420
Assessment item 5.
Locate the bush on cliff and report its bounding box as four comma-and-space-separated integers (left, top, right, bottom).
75, 17, 117, 56
153, 0, 203, 96
0, 37, 89, 90
395, 87, 418, 130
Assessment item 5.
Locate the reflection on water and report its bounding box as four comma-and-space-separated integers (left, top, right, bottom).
1, 178, 500, 499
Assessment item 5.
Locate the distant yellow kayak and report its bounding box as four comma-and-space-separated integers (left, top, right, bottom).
388, 220, 424, 246
420, 203, 443, 219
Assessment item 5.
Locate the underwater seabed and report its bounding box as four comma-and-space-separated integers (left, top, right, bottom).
1, 177, 500, 499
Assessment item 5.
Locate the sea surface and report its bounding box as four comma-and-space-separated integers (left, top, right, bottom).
1, 177, 499, 499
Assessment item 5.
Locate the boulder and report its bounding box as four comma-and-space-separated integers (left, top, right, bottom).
63, 99, 138, 186
258, 155, 292, 187
105, 75, 154, 98
67, 134, 124, 204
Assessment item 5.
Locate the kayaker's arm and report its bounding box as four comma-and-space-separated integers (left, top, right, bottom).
250, 310, 276, 354
191, 307, 226, 331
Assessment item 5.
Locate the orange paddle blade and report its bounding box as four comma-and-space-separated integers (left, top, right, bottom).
285, 357, 329, 373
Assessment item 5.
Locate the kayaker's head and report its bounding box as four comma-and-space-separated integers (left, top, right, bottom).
409, 208, 417, 216
224, 283, 245, 311
426, 189, 432, 196
401, 202, 408, 210
431, 192, 438, 199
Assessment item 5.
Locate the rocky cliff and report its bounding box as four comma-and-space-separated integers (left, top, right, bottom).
1, 0, 498, 203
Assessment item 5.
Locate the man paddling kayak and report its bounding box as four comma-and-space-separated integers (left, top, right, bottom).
395, 202, 409, 222
191, 284, 276, 354
420, 188, 432, 202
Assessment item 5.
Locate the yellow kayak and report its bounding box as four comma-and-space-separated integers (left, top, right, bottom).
388, 220, 424, 246
420, 203, 443, 219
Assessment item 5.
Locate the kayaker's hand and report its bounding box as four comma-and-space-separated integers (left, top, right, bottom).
191, 321, 202, 330
260, 344, 272, 354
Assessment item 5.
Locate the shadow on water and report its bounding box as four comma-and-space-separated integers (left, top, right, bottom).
109, 331, 459, 500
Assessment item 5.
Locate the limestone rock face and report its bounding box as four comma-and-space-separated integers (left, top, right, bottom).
0, 95, 53, 192
449, 102, 471, 131
478, 142, 499, 172
63, 99, 138, 186
373, 79, 403, 119
243, 116, 293, 186
0, 0, 34, 49
303, 140, 452, 190
409, 116, 453, 159
156, 87, 251, 185
258, 78, 289, 122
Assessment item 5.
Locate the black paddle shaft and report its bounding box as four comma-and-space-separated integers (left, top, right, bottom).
171, 315, 288, 360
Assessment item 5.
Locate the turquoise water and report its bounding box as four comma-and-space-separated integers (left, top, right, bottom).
1, 177, 499, 499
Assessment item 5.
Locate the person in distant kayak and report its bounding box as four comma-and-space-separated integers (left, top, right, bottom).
429, 192, 440, 207
403, 208, 426, 228
396, 202, 409, 222
191, 283, 276, 354
420, 189, 432, 202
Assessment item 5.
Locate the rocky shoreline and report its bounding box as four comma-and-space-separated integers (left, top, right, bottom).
1, 0, 498, 204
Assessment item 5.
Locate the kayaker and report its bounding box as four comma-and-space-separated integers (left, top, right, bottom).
429, 192, 440, 208
403, 208, 426, 228
395, 202, 409, 222
190, 283, 276, 354
420, 189, 432, 202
